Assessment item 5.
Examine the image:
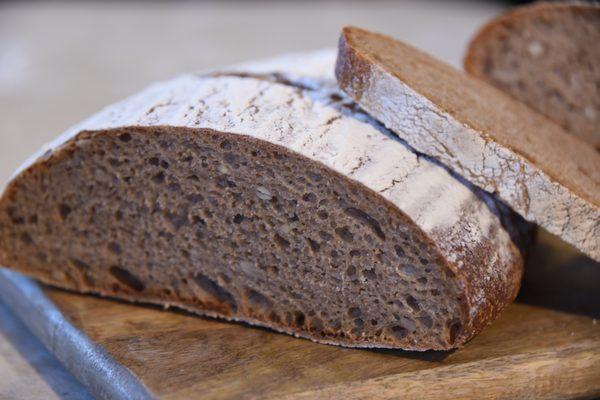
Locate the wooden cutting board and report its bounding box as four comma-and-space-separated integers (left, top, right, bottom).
1, 230, 599, 400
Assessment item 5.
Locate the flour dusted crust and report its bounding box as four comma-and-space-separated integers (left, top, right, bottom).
0, 52, 527, 349
336, 26, 600, 261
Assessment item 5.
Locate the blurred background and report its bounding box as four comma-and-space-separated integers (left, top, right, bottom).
0, 0, 532, 187
0, 1, 529, 399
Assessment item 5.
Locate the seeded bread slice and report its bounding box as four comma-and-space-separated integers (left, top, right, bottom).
335, 26, 600, 261
464, 2, 600, 150
0, 66, 528, 350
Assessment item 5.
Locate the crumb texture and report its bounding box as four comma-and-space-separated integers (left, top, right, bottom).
0, 68, 525, 350
465, 3, 600, 149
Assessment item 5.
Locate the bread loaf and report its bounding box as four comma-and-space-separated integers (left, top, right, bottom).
464, 2, 600, 149
336, 26, 600, 261
0, 56, 528, 350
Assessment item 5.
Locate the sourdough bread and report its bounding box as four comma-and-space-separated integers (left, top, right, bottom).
335, 26, 600, 261
464, 2, 600, 149
0, 56, 528, 350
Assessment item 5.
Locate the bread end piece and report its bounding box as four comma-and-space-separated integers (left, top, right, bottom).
336, 25, 600, 261
464, 2, 600, 150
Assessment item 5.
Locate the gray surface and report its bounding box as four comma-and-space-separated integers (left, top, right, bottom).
0, 1, 505, 398
0, 291, 93, 400
0, 269, 153, 400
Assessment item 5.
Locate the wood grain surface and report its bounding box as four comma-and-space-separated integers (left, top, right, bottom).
39, 230, 600, 400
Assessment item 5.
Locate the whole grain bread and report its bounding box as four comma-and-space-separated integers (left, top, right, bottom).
464, 2, 600, 149
335, 26, 600, 261
0, 56, 528, 350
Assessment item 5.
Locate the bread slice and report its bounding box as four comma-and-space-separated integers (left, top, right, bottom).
335, 26, 600, 261
0, 66, 528, 351
464, 2, 600, 150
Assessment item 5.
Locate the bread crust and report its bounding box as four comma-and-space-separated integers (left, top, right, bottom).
0, 66, 527, 350
336, 26, 599, 261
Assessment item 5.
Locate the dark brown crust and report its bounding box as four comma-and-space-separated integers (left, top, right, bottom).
0, 125, 524, 350
463, 2, 600, 150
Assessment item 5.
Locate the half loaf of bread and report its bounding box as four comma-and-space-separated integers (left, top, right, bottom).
0, 57, 528, 350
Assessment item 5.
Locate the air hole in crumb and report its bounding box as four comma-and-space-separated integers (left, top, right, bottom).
192, 215, 206, 226
317, 210, 328, 220
348, 307, 362, 318
391, 325, 407, 339
345, 265, 357, 280
302, 192, 316, 202
294, 311, 305, 326
269, 311, 281, 323
419, 315, 433, 329
193, 273, 237, 312
148, 157, 159, 166
310, 317, 324, 332
417, 277, 428, 284
186, 193, 204, 203
345, 207, 386, 241
306, 238, 320, 252
246, 288, 272, 311
335, 226, 354, 242
362, 268, 376, 280
20, 232, 33, 245
152, 172, 165, 184
371, 319, 378, 326
274, 233, 290, 248
165, 212, 188, 230
58, 204, 72, 220
449, 321, 462, 344
118, 133, 132, 142
220, 140, 231, 150
108, 242, 122, 255
318, 231, 332, 241
354, 318, 364, 330
394, 245, 405, 257
405, 295, 420, 312
400, 264, 418, 277
70, 258, 90, 270
160, 160, 169, 169
233, 214, 244, 224
109, 266, 145, 292
167, 183, 181, 192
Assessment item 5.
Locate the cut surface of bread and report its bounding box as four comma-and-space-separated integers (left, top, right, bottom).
0, 71, 527, 350
335, 26, 600, 261
464, 2, 600, 149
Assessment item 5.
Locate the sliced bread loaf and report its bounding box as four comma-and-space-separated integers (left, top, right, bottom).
336, 26, 600, 261
0, 65, 528, 350
464, 2, 600, 149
